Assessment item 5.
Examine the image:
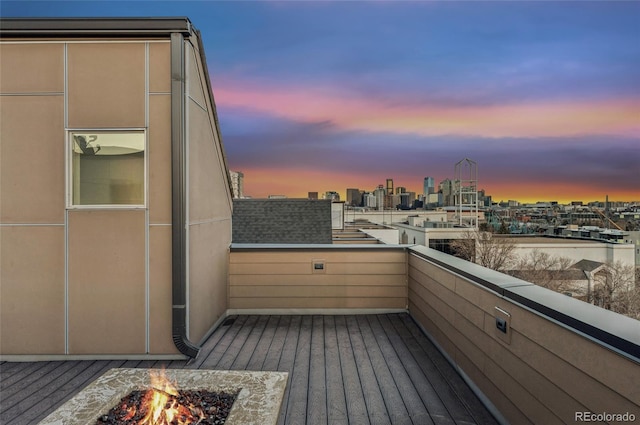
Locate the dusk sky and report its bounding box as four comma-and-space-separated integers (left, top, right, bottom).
3, 1, 639, 203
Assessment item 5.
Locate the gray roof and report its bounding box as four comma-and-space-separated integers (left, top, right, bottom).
232, 199, 332, 244
571, 259, 605, 272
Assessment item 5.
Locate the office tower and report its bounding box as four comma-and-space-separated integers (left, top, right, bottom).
423, 177, 435, 197
364, 192, 377, 208
229, 171, 244, 199
346, 188, 362, 206
374, 185, 386, 211
386, 179, 394, 195
308, 192, 319, 200
439, 178, 454, 207
385, 179, 394, 208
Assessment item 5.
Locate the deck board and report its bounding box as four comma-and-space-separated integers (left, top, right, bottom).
246, 315, 280, 371
324, 316, 349, 425
229, 315, 269, 370
284, 315, 312, 424
369, 315, 432, 425
347, 315, 391, 425
378, 315, 454, 425
0, 314, 499, 425
335, 315, 370, 425
307, 315, 328, 425
357, 315, 412, 425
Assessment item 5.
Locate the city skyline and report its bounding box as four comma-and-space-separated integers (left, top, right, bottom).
3, 1, 639, 203
233, 169, 637, 206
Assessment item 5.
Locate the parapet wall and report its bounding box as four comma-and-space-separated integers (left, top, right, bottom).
407, 245, 639, 424
229, 244, 407, 311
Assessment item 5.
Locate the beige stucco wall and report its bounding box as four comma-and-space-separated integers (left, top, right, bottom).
510, 241, 636, 269
1, 42, 67, 355
67, 43, 145, 128
0, 39, 181, 356
186, 41, 233, 343
0, 226, 65, 354
67, 210, 146, 354
407, 248, 640, 424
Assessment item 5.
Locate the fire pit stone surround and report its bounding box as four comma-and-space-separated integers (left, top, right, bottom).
38, 368, 288, 425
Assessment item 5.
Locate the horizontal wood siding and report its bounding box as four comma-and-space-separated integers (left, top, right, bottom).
407, 253, 640, 425
229, 249, 407, 310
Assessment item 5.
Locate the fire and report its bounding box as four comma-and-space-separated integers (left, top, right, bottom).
134, 369, 205, 425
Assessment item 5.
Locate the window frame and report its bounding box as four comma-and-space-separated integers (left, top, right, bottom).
66, 128, 148, 209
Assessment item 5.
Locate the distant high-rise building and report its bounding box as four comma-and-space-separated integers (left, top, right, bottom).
346, 188, 362, 206
308, 191, 319, 200
423, 177, 435, 197
364, 192, 377, 208
324, 191, 340, 201
399, 193, 411, 208
385, 179, 394, 208
426, 193, 441, 208
229, 171, 244, 199
395, 186, 406, 194
439, 178, 454, 207
374, 185, 386, 211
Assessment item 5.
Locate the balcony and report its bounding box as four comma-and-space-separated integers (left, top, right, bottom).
1, 244, 639, 424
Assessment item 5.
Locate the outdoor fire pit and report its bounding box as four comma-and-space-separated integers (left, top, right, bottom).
39, 368, 288, 425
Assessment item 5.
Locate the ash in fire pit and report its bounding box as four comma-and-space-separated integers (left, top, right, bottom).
97, 388, 238, 425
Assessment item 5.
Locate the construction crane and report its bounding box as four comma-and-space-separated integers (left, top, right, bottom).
592, 207, 623, 230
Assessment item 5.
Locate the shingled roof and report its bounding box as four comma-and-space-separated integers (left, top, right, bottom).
232, 199, 332, 244
571, 259, 606, 272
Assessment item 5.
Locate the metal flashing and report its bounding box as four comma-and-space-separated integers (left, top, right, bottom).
0, 17, 192, 37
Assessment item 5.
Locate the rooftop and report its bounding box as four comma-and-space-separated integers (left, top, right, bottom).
0, 314, 497, 425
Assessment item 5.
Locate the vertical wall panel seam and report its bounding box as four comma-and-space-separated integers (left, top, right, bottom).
145, 42, 150, 354
185, 40, 190, 339
63, 42, 69, 354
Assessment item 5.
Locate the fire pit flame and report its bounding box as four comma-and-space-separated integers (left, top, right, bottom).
127, 369, 206, 425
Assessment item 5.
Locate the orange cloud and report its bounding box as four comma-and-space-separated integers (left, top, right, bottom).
214, 80, 640, 138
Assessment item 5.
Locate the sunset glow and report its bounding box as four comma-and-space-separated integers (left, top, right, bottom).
216, 83, 640, 139
6, 1, 638, 203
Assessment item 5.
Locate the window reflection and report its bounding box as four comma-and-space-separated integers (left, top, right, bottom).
71, 132, 145, 206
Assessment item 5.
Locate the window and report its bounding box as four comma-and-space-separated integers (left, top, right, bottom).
70, 131, 145, 206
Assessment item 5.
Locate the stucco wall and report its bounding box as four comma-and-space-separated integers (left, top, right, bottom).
185, 41, 233, 344
0, 39, 179, 356
510, 241, 636, 268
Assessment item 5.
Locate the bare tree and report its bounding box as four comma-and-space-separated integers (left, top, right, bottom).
450, 230, 516, 272
592, 261, 637, 313
609, 283, 640, 320
510, 250, 575, 293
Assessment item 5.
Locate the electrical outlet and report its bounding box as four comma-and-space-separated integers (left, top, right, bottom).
494, 306, 511, 344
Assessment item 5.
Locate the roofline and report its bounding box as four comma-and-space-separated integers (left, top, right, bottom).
0, 17, 193, 37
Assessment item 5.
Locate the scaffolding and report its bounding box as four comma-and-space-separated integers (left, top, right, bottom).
454, 158, 478, 228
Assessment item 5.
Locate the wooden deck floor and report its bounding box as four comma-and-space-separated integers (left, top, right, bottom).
0, 314, 498, 425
